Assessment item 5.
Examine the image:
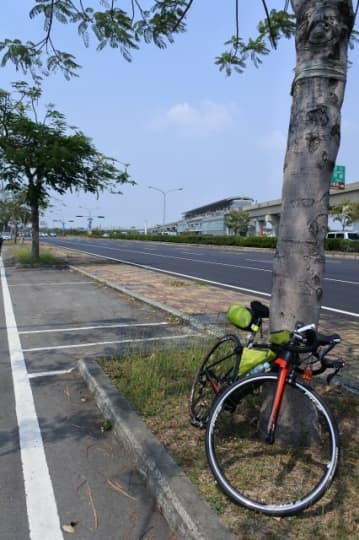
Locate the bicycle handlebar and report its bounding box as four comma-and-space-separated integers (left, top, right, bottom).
279, 323, 341, 354
277, 324, 344, 380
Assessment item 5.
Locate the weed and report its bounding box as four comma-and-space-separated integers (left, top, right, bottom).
10, 245, 64, 265
100, 345, 359, 540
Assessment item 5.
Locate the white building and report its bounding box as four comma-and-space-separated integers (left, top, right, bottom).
177, 196, 254, 235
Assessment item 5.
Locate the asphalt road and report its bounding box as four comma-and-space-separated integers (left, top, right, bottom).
0, 260, 181, 540
44, 237, 359, 318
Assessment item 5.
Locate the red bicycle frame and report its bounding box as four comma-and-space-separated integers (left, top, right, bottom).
265, 357, 289, 444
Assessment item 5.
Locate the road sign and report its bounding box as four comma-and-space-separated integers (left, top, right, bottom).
331, 165, 345, 189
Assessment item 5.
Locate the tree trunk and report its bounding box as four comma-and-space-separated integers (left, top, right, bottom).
31, 202, 40, 259
270, 0, 354, 332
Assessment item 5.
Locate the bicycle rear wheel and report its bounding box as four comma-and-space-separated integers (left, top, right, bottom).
205, 374, 339, 516
189, 334, 242, 428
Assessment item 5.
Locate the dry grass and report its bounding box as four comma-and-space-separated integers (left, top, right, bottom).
100, 346, 359, 540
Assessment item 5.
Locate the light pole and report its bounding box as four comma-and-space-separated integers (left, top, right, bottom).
76, 207, 104, 234
148, 186, 183, 225
53, 218, 74, 236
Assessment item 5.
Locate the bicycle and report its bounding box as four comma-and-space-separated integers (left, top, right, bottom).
205, 322, 344, 516
189, 300, 272, 428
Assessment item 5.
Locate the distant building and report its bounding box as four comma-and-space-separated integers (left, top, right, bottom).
177, 196, 254, 235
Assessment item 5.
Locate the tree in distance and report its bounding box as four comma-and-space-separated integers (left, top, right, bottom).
224, 209, 250, 236
0, 81, 134, 259
330, 199, 359, 231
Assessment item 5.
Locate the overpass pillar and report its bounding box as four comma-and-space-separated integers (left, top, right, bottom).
265, 214, 280, 236
255, 218, 266, 236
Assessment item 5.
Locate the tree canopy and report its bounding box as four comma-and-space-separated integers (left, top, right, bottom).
0, 82, 133, 256
0, 2, 300, 79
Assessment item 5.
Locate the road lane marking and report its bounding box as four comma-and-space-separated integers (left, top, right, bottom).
45, 244, 359, 318
54, 242, 272, 273
245, 258, 272, 264
9, 281, 92, 287
19, 321, 169, 335
29, 368, 75, 379
22, 333, 200, 353
321, 306, 359, 317
0, 257, 63, 540
324, 277, 359, 285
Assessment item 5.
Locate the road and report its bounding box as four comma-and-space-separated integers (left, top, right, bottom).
0, 260, 177, 540
44, 237, 359, 318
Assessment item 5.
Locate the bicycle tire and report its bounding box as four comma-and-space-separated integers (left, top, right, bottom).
205, 374, 339, 516
189, 334, 242, 428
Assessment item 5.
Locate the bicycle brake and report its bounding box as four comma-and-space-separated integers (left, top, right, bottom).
326, 360, 345, 385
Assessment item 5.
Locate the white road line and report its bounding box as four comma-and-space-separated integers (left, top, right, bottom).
19, 321, 169, 335
9, 281, 91, 287
29, 368, 75, 379
321, 306, 359, 318
245, 258, 272, 264
50, 244, 359, 318
324, 277, 359, 285
23, 333, 200, 353
0, 258, 63, 540
62, 243, 272, 273
49, 245, 274, 297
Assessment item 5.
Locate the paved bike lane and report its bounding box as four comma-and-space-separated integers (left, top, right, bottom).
0, 259, 200, 540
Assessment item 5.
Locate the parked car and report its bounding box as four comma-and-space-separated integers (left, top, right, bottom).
327, 231, 359, 240
1, 232, 12, 240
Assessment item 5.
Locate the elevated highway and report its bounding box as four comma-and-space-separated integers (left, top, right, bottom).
244, 181, 359, 235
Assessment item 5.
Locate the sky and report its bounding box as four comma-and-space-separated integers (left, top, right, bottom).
1, 1, 359, 230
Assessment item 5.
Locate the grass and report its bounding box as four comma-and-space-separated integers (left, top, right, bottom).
8, 244, 64, 265
100, 343, 359, 540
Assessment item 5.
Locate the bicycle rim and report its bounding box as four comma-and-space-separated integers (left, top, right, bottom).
189, 335, 241, 427
205, 374, 339, 516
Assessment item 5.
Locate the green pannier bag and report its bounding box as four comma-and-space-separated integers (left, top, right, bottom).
239, 347, 276, 376
227, 304, 253, 330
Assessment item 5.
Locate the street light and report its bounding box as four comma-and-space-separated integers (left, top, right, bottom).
53, 218, 74, 236
148, 186, 183, 225
76, 207, 104, 233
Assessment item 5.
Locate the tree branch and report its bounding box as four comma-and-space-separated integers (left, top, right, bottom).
172, 0, 195, 32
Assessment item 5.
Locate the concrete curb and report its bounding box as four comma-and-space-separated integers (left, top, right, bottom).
78, 358, 236, 540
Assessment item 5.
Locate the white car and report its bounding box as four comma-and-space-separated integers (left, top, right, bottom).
327, 231, 359, 240
1, 232, 12, 240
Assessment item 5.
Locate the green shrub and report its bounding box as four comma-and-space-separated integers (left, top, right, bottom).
325, 238, 359, 252
91, 230, 359, 253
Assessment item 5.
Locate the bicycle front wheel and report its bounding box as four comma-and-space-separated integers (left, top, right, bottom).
189, 334, 242, 428
205, 374, 339, 516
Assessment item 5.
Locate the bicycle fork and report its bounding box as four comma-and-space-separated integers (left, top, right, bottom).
265, 357, 289, 444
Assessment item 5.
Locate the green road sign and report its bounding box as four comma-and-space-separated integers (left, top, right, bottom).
331, 165, 345, 189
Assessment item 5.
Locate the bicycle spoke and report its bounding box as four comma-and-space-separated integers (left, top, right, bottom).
206, 375, 338, 515
189, 335, 241, 427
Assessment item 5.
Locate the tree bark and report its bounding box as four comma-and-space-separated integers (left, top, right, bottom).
270, 0, 354, 332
